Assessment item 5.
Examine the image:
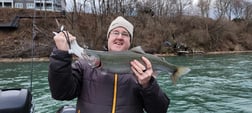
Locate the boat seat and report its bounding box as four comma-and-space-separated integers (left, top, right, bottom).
0, 88, 33, 113
56, 105, 76, 113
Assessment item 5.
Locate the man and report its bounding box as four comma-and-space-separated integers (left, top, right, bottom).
48, 16, 170, 113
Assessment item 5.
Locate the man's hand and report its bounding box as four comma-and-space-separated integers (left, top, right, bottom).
53, 31, 76, 51
130, 56, 154, 88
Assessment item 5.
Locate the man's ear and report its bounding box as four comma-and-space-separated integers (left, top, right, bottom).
103, 36, 108, 51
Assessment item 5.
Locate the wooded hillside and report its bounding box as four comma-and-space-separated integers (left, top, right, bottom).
0, 8, 252, 58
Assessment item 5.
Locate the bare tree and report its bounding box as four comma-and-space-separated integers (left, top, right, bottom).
148, 0, 175, 17
243, 1, 252, 20
213, 0, 232, 19
173, 0, 192, 16
154, 0, 164, 16
197, 0, 211, 18
91, 0, 97, 14
80, 0, 88, 13
121, 0, 137, 16
134, 0, 193, 17
135, 0, 154, 16
231, 0, 246, 19
164, 0, 179, 17
85, 0, 137, 15
73, 0, 77, 13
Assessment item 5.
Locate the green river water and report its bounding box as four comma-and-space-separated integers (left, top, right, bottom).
0, 53, 251, 113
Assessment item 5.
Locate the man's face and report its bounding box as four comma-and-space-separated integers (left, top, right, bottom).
107, 27, 131, 51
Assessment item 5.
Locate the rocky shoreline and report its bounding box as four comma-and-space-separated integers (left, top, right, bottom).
0, 57, 49, 63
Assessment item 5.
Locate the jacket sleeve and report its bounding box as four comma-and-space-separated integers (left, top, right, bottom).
140, 77, 170, 113
48, 48, 83, 100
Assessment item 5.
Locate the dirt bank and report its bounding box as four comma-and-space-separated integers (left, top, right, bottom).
1, 8, 252, 59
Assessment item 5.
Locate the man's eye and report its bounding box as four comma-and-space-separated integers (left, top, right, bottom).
122, 33, 129, 37
113, 32, 120, 35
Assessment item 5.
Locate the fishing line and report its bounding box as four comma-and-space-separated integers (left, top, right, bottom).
62, 30, 71, 49
30, 4, 37, 93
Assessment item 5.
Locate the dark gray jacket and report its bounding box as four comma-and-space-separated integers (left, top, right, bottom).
48, 48, 170, 113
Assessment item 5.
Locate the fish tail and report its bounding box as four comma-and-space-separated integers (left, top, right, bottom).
171, 67, 191, 84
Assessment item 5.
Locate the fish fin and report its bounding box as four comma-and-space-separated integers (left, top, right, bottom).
171, 67, 191, 84
130, 46, 146, 54
161, 57, 166, 61
152, 71, 159, 78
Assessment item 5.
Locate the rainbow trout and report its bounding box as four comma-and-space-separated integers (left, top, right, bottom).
69, 40, 191, 84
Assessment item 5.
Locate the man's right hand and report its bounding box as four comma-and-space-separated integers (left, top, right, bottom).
53, 31, 76, 51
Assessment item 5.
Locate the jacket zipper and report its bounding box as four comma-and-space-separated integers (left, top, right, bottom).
112, 73, 118, 113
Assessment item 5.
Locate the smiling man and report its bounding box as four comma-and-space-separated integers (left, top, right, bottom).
48, 16, 170, 113
107, 16, 133, 51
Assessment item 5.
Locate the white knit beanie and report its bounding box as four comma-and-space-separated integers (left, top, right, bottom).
107, 16, 134, 41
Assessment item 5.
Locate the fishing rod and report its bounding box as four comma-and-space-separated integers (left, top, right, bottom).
30, 2, 37, 95
0, 8, 36, 113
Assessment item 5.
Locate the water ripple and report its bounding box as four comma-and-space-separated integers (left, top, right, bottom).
1, 53, 252, 113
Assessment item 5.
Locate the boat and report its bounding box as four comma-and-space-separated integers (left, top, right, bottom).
0, 88, 33, 113
56, 105, 76, 113
0, 88, 77, 113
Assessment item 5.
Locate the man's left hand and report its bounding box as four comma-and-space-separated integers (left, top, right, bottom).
130, 56, 153, 88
